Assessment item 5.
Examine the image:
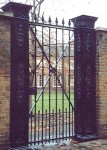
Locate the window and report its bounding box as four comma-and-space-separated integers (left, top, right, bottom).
37, 75, 46, 87
53, 75, 62, 87
68, 74, 74, 87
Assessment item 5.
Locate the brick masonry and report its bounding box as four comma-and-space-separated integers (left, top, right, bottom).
0, 18, 10, 149
96, 28, 107, 138
0, 13, 107, 149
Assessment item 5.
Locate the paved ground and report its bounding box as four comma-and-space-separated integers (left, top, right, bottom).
10, 139, 107, 150
27, 139, 107, 150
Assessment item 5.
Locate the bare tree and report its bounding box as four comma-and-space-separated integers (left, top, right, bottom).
30, 0, 44, 22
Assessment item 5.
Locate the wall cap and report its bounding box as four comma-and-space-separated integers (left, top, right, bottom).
96, 27, 107, 32
0, 11, 13, 17
1, 2, 32, 19
70, 15, 97, 28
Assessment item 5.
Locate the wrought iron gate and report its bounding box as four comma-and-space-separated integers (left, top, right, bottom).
29, 18, 74, 145
6, 2, 97, 148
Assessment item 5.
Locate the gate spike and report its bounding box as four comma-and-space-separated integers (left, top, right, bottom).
48, 16, 51, 24
68, 19, 71, 26
55, 17, 58, 24
62, 18, 65, 25
34, 14, 37, 22
42, 14, 44, 22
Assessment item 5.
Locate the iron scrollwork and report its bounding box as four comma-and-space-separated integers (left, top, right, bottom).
76, 32, 81, 52
16, 63, 25, 103
17, 24, 24, 46
85, 64, 92, 99
85, 33, 91, 52
76, 64, 82, 99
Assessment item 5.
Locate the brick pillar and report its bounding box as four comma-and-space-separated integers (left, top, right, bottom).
71, 15, 97, 141
96, 28, 107, 138
2, 2, 32, 148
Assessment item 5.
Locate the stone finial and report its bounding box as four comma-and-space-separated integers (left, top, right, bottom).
71, 15, 98, 28
1, 2, 32, 19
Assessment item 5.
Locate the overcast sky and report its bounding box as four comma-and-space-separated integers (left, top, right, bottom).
0, 0, 107, 28
41, 0, 107, 28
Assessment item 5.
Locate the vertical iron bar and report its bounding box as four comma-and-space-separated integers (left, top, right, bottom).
72, 107, 74, 136
45, 110, 47, 143
30, 112, 33, 143
38, 110, 40, 143
68, 28, 71, 139
42, 22, 44, 144
66, 108, 67, 138
55, 24, 58, 142
48, 25, 51, 142
59, 109, 61, 141
52, 109, 54, 140
62, 23, 64, 139
34, 25, 37, 144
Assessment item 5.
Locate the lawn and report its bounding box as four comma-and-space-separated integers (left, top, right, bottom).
31, 92, 74, 112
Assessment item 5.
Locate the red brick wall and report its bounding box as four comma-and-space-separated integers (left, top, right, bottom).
0, 18, 10, 149
96, 28, 107, 138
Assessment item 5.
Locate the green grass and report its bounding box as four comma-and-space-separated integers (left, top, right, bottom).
31, 92, 74, 112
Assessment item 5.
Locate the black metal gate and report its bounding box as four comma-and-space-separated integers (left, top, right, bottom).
7, 3, 97, 147
29, 17, 74, 145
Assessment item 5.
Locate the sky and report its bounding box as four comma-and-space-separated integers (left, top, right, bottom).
0, 0, 107, 28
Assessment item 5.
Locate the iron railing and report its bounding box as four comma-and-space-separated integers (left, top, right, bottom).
29, 17, 74, 145
29, 109, 74, 144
